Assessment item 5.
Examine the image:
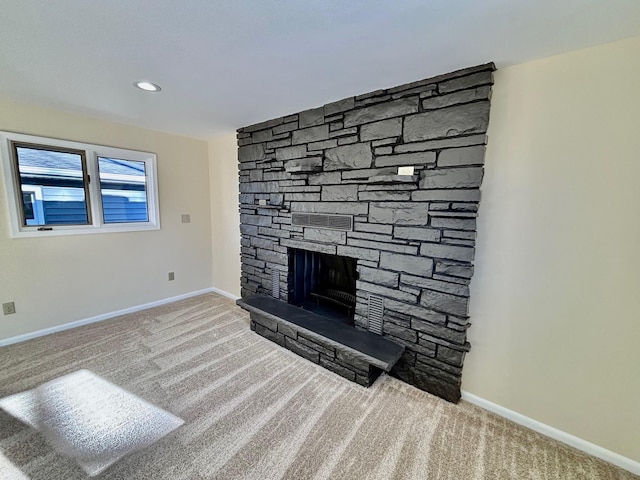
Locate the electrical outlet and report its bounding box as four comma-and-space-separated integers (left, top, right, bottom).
168, 272, 175, 281
2, 302, 16, 315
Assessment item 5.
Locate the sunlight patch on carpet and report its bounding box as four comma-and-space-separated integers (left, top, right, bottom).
0, 369, 184, 476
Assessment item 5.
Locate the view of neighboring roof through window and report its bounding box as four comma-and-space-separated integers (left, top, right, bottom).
14, 145, 90, 226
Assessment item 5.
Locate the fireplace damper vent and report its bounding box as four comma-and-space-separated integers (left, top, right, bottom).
368, 295, 384, 335
292, 213, 353, 231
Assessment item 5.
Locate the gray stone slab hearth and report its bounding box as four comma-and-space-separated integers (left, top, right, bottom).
237, 295, 404, 387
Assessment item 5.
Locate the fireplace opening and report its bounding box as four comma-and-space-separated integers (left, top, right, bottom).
288, 248, 357, 325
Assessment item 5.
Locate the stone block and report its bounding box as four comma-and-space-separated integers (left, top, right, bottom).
285, 193, 321, 201
395, 134, 487, 154
325, 143, 373, 171
337, 136, 359, 145
284, 157, 323, 173
304, 229, 347, 245
238, 144, 266, 162
249, 170, 263, 182
357, 281, 417, 303
344, 97, 419, 127
360, 118, 402, 141
319, 356, 356, 381
430, 217, 476, 231
419, 167, 483, 189
255, 324, 285, 347
292, 125, 329, 145
358, 191, 411, 202
374, 146, 393, 155
422, 85, 492, 110
420, 243, 474, 262
357, 266, 399, 288
443, 230, 475, 240
329, 127, 358, 138
380, 252, 433, 276
240, 214, 272, 226
383, 322, 417, 343
266, 138, 291, 149
438, 146, 485, 167
438, 71, 493, 93
353, 222, 393, 234
299, 107, 325, 128
322, 184, 359, 201
252, 312, 277, 332
335, 349, 370, 373
348, 238, 417, 255
412, 320, 466, 345
275, 145, 307, 161
404, 102, 490, 142
437, 346, 466, 367
434, 261, 473, 278
420, 289, 469, 317
273, 122, 299, 135
308, 139, 338, 150
324, 97, 355, 116
337, 245, 380, 262
342, 167, 395, 180
375, 152, 436, 168
256, 249, 287, 265
401, 274, 469, 297
369, 202, 429, 225
393, 226, 441, 242
297, 336, 335, 358
239, 181, 280, 194
285, 337, 320, 363
309, 172, 342, 185
281, 238, 337, 255
277, 322, 298, 339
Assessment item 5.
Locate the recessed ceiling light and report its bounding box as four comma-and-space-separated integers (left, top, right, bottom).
134, 81, 161, 92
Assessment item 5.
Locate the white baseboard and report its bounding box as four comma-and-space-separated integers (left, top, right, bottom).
461, 391, 640, 475
210, 286, 241, 301
0, 288, 215, 348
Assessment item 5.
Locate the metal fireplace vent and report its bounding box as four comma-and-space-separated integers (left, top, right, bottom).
291, 213, 353, 231
271, 270, 280, 299
368, 295, 384, 335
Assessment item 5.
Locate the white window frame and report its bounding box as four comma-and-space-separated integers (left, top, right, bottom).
0, 131, 160, 238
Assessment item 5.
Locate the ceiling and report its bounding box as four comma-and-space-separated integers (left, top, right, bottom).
1, 0, 638, 139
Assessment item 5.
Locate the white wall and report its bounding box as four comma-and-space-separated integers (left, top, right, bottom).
209, 134, 241, 297
464, 35, 640, 462
0, 98, 213, 340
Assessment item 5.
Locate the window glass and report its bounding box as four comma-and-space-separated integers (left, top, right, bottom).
98, 157, 149, 223
14, 145, 89, 226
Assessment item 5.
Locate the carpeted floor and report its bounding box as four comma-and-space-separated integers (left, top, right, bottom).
0, 293, 636, 479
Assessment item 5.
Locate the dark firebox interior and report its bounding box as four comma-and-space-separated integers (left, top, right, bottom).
288, 249, 357, 325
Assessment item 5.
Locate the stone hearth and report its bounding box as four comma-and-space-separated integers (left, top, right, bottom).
236, 63, 494, 402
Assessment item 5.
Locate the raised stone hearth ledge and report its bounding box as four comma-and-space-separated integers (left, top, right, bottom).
237, 62, 494, 403
238, 295, 405, 387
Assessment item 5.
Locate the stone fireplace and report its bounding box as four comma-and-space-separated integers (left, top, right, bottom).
236, 63, 494, 402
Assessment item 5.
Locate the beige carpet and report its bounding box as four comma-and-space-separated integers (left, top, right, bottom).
0, 293, 636, 479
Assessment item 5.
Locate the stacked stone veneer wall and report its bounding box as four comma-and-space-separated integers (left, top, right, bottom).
237, 63, 495, 402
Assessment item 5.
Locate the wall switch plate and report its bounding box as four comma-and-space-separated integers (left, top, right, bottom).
168, 272, 175, 281
398, 166, 414, 175
2, 302, 16, 315
181, 214, 191, 223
